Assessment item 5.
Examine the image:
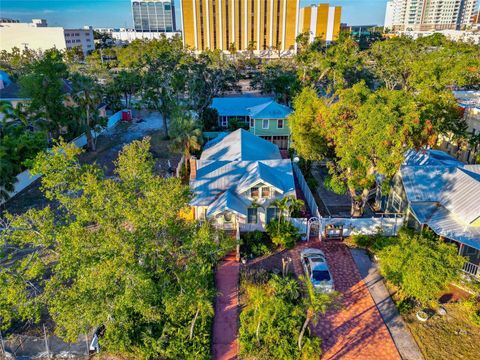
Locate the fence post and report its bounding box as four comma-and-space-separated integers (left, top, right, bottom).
0, 330, 5, 356
43, 324, 50, 359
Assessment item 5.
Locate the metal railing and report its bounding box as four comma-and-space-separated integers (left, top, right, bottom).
463, 261, 479, 278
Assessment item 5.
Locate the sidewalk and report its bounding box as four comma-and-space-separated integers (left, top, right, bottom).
350, 248, 424, 360
212, 252, 239, 360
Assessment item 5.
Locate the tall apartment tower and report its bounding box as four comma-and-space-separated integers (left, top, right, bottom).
180, 0, 301, 52
390, 0, 478, 31
132, 0, 176, 32
298, 4, 341, 43
180, 1, 341, 52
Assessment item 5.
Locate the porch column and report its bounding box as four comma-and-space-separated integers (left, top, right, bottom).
459, 243, 464, 256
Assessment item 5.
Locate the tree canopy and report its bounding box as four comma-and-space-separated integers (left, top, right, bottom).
1, 139, 232, 358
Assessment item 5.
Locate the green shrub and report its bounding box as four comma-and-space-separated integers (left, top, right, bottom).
350, 233, 398, 253
239, 273, 321, 360
240, 230, 272, 258
378, 230, 465, 305
459, 298, 480, 327
266, 219, 299, 249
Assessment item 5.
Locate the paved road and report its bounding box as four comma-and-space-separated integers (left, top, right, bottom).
351, 248, 424, 360
212, 252, 239, 360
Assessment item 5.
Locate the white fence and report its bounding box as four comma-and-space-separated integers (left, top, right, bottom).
319, 216, 404, 237
1, 110, 125, 205
292, 163, 404, 237
292, 162, 321, 218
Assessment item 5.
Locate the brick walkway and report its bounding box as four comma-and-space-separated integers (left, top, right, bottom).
212, 252, 239, 360
294, 241, 401, 360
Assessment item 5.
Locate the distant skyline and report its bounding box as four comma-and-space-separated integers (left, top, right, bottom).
2, 0, 391, 29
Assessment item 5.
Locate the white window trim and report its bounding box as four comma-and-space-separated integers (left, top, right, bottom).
262, 119, 269, 129
277, 119, 284, 129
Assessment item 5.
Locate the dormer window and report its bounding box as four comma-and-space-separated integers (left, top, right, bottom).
261, 186, 271, 198
251, 187, 259, 198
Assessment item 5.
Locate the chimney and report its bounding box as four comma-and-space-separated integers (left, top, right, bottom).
189, 156, 197, 180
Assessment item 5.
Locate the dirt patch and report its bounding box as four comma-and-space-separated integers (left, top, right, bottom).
1, 112, 180, 216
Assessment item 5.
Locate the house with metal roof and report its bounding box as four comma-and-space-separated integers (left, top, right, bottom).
386, 149, 480, 279
210, 97, 292, 150
190, 129, 296, 232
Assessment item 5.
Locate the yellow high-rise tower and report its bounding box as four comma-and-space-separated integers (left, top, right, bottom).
180, 1, 342, 53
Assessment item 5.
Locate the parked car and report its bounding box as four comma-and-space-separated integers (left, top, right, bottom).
300, 248, 334, 293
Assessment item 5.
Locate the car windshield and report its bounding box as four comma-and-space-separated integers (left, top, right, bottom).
310, 256, 325, 263
312, 270, 331, 282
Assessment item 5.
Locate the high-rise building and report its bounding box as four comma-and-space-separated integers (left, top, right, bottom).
132, 0, 176, 32
389, 0, 478, 31
180, 1, 341, 53
298, 4, 342, 43
384, 1, 394, 29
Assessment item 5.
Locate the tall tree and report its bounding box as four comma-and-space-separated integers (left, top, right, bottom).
290, 83, 426, 216
1, 139, 232, 358
169, 111, 203, 175
70, 73, 107, 151
142, 37, 188, 138
186, 50, 239, 119
19, 49, 70, 138
112, 69, 142, 110
251, 60, 299, 104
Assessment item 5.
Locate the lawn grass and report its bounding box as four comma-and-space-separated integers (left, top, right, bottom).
403, 302, 480, 360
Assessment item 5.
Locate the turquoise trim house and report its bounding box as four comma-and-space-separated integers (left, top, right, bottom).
210, 97, 292, 149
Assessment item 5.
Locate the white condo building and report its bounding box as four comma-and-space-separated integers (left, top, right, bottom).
0, 19, 94, 55
389, 0, 478, 31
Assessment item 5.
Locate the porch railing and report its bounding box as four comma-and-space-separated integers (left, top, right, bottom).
462, 261, 479, 278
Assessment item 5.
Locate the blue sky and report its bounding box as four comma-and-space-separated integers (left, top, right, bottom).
1, 0, 389, 28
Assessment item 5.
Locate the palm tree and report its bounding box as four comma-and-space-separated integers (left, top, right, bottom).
71, 73, 105, 151
298, 276, 338, 351
170, 112, 203, 176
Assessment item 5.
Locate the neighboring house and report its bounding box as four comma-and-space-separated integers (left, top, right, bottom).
438, 90, 480, 164
190, 129, 296, 232
0, 71, 107, 121
387, 149, 480, 279
210, 97, 292, 150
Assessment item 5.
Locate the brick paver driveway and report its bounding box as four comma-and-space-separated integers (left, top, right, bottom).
212, 252, 239, 360
293, 240, 401, 360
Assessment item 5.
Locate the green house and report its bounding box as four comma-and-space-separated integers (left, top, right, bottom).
210, 97, 292, 149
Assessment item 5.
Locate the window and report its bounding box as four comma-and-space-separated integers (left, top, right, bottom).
277, 119, 284, 129
261, 187, 270, 198
250, 187, 259, 198
391, 192, 402, 212
266, 207, 278, 224
221, 116, 228, 127
247, 208, 258, 224
262, 119, 269, 129
250, 118, 254, 127
224, 213, 232, 222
